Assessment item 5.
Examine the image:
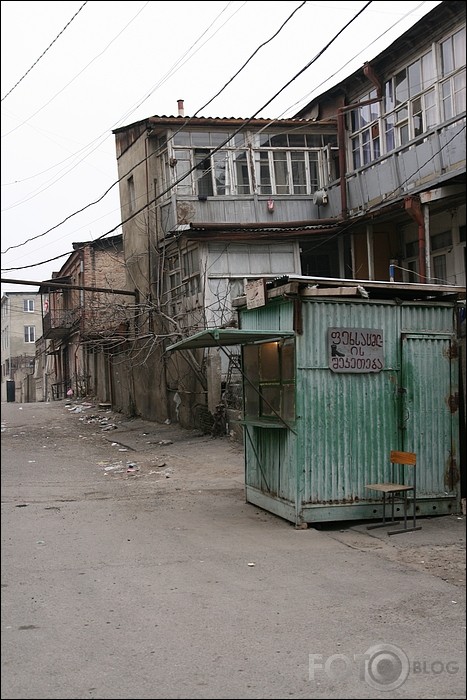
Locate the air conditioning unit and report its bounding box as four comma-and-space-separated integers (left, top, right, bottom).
313, 189, 328, 206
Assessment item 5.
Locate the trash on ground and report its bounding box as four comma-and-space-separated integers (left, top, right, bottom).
104, 463, 125, 472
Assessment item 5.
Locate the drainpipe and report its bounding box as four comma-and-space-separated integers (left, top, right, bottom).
337, 62, 382, 219
144, 131, 153, 313
404, 196, 426, 282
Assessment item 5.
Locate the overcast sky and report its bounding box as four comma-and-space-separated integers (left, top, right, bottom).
1, 0, 442, 293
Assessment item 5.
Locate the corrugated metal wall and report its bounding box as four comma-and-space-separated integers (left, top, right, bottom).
242, 300, 297, 503
296, 299, 458, 506
297, 300, 400, 504
244, 426, 297, 502
400, 304, 459, 494
240, 299, 295, 332
240, 296, 459, 519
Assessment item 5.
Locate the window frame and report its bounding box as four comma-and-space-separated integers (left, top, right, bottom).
170, 130, 338, 197
243, 338, 295, 426
24, 325, 36, 343
349, 25, 466, 165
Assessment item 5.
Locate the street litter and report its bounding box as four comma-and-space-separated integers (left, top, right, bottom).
104, 463, 125, 472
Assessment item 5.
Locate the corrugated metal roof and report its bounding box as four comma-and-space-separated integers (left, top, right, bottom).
113, 115, 336, 134
166, 328, 294, 351
170, 222, 342, 237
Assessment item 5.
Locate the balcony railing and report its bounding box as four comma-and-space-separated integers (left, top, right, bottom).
42, 309, 81, 339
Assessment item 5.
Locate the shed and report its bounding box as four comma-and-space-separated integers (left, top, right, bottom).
167, 276, 466, 527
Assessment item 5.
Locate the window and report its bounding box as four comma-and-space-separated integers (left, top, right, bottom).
171, 130, 338, 197
405, 240, 419, 282
407, 260, 419, 283
23, 299, 34, 312
255, 133, 336, 194
127, 176, 136, 213
350, 26, 466, 164
182, 248, 200, 297
441, 27, 466, 77
431, 230, 452, 251
24, 326, 35, 343
350, 90, 381, 168
195, 149, 214, 196
432, 255, 447, 284
243, 339, 295, 424
164, 254, 182, 317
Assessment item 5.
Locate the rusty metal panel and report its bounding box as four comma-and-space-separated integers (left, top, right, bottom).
400, 303, 459, 495
401, 333, 459, 495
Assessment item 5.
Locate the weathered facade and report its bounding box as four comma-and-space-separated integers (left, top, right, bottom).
111, 1, 465, 432
40, 235, 134, 401
1, 291, 42, 402
295, 1, 465, 288
112, 116, 344, 426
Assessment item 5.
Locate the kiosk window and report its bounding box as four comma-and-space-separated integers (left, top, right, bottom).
243, 339, 295, 423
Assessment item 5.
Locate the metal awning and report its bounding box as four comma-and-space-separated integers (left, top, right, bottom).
166, 328, 294, 351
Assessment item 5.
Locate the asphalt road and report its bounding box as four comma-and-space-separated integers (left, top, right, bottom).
1, 401, 465, 699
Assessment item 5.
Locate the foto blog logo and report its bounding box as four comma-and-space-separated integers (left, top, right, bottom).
308, 643, 460, 691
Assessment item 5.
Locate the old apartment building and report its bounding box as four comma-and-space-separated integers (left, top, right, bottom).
106, 1, 465, 430
39, 235, 134, 401
1, 290, 42, 402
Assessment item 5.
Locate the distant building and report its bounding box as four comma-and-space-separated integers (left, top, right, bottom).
1, 291, 43, 402
40, 235, 134, 401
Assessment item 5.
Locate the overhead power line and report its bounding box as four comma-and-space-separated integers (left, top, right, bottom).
1, 1, 89, 102
1, 0, 373, 273
1, 0, 308, 256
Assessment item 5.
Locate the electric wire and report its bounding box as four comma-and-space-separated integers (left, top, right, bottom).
1, 1, 89, 102
1, 1, 369, 264
1, 0, 308, 254
0, 1, 241, 192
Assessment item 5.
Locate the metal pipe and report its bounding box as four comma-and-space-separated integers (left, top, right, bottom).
404, 196, 427, 282
1, 278, 137, 296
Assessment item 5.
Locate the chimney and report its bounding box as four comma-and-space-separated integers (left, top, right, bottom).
177, 99, 184, 117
